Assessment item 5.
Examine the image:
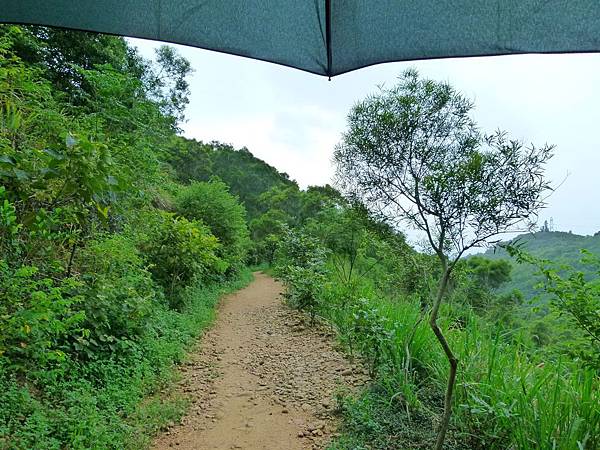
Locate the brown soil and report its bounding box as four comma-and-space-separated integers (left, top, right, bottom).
152, 272, 368, 450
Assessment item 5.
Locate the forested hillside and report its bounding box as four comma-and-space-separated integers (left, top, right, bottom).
166, 138, 297, 219
482, 231, 600, 300
0, 25, 260, 449
1, 25, 598, 450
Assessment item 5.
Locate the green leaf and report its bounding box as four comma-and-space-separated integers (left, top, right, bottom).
0, 155, 15, 166
13, 168, 29, 181
96, 203, 110, 219
40, 167, 60, 178
42, 148, 64, 160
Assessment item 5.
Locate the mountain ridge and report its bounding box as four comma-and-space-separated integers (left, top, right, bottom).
478, 230, 600, 300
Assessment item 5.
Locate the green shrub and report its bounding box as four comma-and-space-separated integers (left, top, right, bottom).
176, 179, 250, 271
140, 211, 226, 306
0, 186, 21, 257
274, 229, 328, 321
0, 261, 84, 372
248, 208, 288, 264
350, 298, 397, 375
72, 234, 159, 357
508, 246, 600, 370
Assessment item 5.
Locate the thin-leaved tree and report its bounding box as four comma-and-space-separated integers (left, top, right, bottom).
333, 69, 553, 449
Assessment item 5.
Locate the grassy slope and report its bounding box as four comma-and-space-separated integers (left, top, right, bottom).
0, 270, 253, 450
323, 288, 600, 450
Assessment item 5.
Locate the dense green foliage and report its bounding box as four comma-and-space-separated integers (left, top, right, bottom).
0, 270, 252, 450
507, 245, 600, 369
166, 138, 296, 220
0, 25, 252, 449
139, 212, 226, 306
274, 228, 328, 322
176, 179, 250, 272
0, 25, 345, 449
165, 135, 342, 265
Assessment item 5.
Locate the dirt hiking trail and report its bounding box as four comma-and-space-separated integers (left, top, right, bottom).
152, 272, 368, 450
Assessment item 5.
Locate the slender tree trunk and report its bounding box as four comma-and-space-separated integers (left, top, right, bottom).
66, 242, 77, 277
430, 263, 458, 450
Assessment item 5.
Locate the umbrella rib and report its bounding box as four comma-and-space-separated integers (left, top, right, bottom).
325, 0, 332, 79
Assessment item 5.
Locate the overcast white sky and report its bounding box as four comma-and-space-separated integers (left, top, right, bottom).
132, 38, 600, 236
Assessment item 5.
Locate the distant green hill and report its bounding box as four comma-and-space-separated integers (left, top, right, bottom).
166, 137, 297, 219
479, 231, 600, 301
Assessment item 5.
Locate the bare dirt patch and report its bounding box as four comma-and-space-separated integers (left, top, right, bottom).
152, 272, 367, 450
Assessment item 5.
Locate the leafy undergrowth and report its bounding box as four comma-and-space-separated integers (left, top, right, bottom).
328, 384, 441, 450
0, 270, 253, 450
323, 291, 599, 450
273, 225, 599, 450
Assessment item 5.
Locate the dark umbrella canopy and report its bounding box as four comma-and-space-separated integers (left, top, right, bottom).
1, 1, 600, 77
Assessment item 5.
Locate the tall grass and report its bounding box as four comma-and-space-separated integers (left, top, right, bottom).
320, 277, 600, 449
